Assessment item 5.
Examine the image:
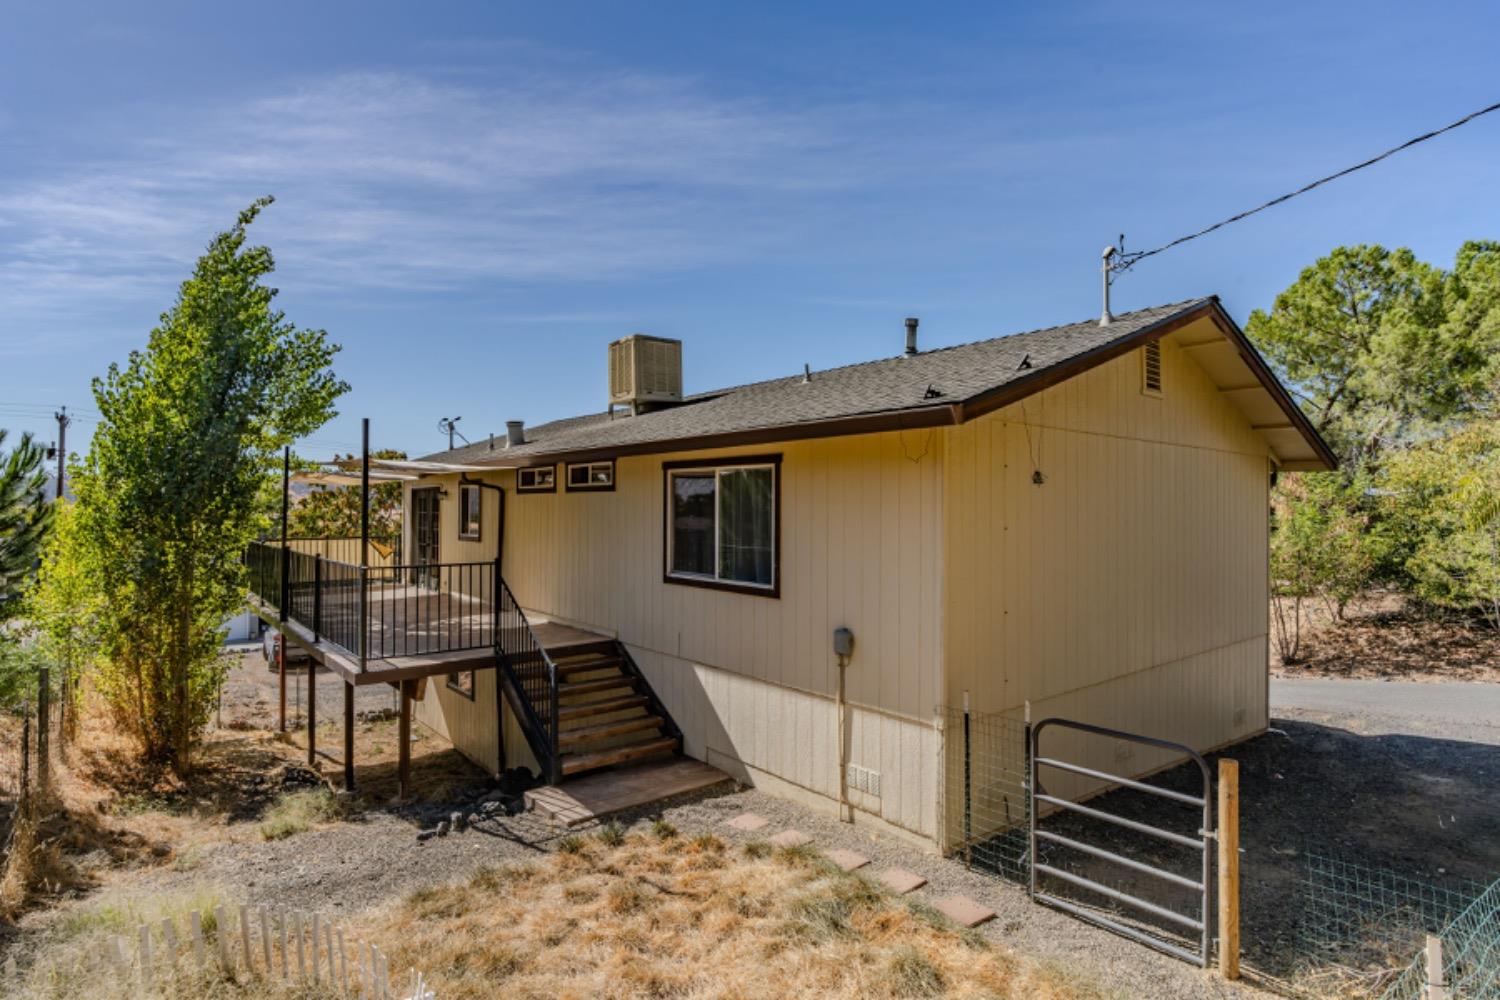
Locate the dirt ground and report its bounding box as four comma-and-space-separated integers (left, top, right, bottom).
1269, 592, 1500, 683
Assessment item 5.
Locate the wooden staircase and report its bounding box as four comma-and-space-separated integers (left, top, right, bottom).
550, 647, 680, 777
491, 576, 683, 785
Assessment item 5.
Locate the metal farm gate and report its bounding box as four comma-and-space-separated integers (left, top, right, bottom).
1028, 718, 1217, 968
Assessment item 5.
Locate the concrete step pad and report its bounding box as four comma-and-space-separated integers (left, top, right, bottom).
769, 829, 813, 849
725, 812, 770, 832
932, 895, 996, 928
824, 848, 870, 871
875, 868, 928, 894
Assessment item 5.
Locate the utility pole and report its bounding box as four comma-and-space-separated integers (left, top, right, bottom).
54, 406, 70, 500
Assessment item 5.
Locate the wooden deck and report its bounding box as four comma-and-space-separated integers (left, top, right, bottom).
250, 596, 612, 686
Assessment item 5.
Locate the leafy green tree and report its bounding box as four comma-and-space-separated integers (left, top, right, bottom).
1382, 421, 1500, 630
287, 449, 407, 539
73, 198, 348, 769
25, 502, 99, 731
0, 429, 53, 617
1269, 473, 1377, 660
1246, 244, 1496, 469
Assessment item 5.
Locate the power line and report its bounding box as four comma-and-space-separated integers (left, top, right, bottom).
1110, 98, 1500, 276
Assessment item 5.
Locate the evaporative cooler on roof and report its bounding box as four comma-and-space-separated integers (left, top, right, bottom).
609, 334, 683, 413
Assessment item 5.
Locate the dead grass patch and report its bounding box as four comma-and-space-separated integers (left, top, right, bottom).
352, 830, 1110, 999
257, 788, 342, 841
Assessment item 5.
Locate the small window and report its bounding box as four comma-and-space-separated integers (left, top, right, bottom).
517, 465, 556, 493
665, 456, 779, 595
447, 670, 475, 699
457, 484, 481, 539
566, 460, 615, 492
1142, 340, 1163, 396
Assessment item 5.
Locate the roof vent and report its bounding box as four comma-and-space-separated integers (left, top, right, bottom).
506, 420, 525, 448
1142, 341, 1163, 395
904, 317, 919, 356
609, 334, 683, 414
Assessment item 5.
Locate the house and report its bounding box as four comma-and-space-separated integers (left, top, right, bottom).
247, 296, 1334, 851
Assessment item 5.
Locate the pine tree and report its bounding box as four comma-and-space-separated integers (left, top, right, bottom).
0, 429, 52, 617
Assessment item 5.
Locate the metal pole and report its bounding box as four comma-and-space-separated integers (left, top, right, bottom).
279, 447, 290, 622
313, 554, 323, 642
962, 690, 972, 857
359, 419, 369, 671
54, 407, 69, 500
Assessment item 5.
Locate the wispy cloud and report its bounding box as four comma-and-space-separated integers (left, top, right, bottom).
0, 56, 1082, 333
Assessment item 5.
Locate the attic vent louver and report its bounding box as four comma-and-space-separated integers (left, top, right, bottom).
1142, 340, 1163, 395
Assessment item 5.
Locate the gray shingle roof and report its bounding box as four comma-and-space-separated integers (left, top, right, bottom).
420, 298, 1213, 465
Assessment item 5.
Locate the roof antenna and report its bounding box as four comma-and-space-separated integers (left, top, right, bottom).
1100, 245, 1117, 326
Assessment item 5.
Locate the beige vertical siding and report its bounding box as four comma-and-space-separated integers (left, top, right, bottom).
498, 434, 946, 839
940, 319, 1271, 847
410, 314, 1273, 848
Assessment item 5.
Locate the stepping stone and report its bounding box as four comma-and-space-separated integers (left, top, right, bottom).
876, 868, 927, 894
933, 896, 996, 928
725, 812, 769, 832
824, 849, 870, 871
769, 829, 813, 848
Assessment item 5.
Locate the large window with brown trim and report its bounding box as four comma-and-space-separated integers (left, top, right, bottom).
664, 455, 779, 595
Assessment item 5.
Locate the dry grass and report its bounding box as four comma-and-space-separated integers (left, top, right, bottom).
257, 788, 341, 841
355, 831, 1118, 1000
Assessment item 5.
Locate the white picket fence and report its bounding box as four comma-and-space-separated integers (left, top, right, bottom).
1, 903, 435, 999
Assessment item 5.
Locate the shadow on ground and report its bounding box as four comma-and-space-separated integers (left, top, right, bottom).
1029, 718, 1500, 979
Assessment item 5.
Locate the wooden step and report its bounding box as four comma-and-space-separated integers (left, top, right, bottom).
556, 694, 648, 722
555, 656, 622, 678
559, 675, 634, 698
561, 736, 679, 776
558, 714, 664, 747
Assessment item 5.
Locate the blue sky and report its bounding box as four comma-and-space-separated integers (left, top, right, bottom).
1, 2, 1497, 459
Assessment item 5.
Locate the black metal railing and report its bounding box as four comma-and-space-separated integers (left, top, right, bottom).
366, 560, 497, 659
244, 539, 499, 665
494, 576, 561, 781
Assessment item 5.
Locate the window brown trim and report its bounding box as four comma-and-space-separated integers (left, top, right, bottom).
565, 459, 616, 492
516, 464, 557, 494
446, 670, 475, 700
661, 453, 781, 599
457, 483, 482, 540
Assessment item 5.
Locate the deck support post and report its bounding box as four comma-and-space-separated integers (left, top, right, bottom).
343, 680, 355, 792
277, 635, 287, 733
306, 653, 317, 768
397, 678, 413, 800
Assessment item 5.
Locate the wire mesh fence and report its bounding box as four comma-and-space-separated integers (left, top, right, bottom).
1379, 875, 1500, 1000
1295, 847, 1496, 996
1, 662, 68, 869
939, 705, 1031, 883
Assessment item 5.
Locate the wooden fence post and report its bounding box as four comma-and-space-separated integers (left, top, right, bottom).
1426, 934, 1448, 1000
1218, 758, 1240, 981
240, 905, 253, 973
